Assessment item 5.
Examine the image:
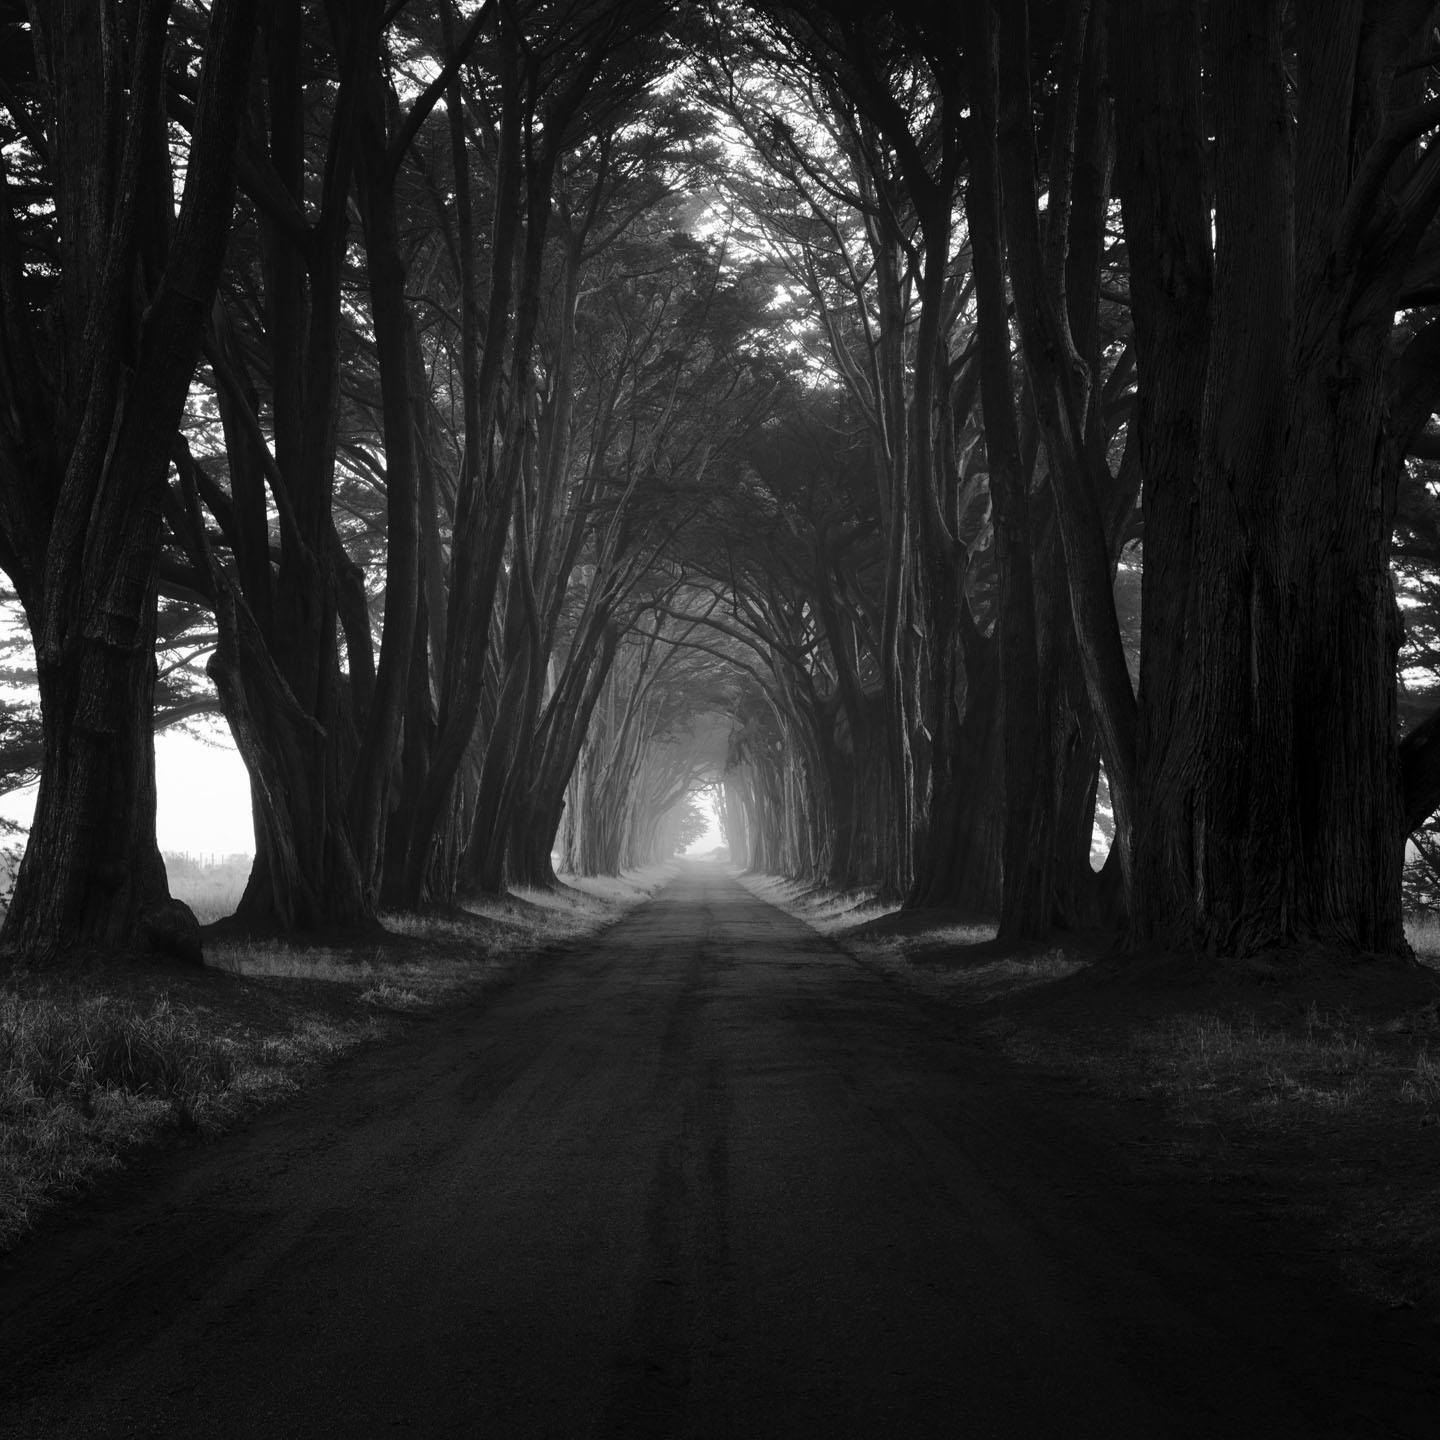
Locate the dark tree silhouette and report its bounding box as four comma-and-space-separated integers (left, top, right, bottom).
0, 0, 258, 964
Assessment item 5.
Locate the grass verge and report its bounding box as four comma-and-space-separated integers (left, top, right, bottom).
0, 865, 673, 1252
747, 871, 1440, 1319
740, 873, 1090, 1003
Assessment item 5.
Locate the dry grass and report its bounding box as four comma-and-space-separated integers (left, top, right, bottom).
205, 938, 475, 1004
0, 979, 370, 1250
163, 853, 251, 926
743, 872, 1085, 1003
1400, 1048, 1440, 1113
464, 869, 671, 943
1114, 1006, 1408, 1126
740, 874, 900, 935
0, 864, 673, 1252
5, 990, 237, 1104
896, 950, 1088, 1003
205, 866, 676, 995
1404, 912, 1440, 966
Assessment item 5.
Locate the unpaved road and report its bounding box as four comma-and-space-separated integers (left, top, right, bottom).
2, 866, 1437, 1438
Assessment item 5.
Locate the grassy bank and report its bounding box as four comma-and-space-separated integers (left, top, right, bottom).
0, 867, 673, 1251
745, 872, 1440, 1318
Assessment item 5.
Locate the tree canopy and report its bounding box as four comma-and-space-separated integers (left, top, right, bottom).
3, 0, 1440, 966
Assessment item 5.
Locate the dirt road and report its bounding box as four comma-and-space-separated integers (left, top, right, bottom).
2, 866, 1436, 1438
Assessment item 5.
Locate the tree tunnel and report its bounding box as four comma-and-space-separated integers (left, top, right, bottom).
0, 0, 1167, 952
6, 0, 1439, 967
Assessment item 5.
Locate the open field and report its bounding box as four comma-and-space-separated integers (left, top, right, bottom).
159, 852, 253, 926
746, 873, 1440, 1319
0, 866, 673, 1251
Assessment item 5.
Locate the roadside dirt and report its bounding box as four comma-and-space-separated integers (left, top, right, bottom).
825, 905, 1440, 1325
2, 866, 1437, 1437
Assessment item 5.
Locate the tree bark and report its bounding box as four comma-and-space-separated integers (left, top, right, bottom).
347, 80, 422, 896
1186, 0, 1291, 949
1109, 0, 1212, 943
0, 0, 258, 964
996, 0, 1141, 918
192, 0, 383, 935
964, 0, 1051, 938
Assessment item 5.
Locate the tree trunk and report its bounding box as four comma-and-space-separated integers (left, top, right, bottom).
4, 581, 192, 963
506, 795, 563, 890
0, 0, 258, 964
347, 98, 421, 895
190, 1, 381, 935
1184, 0, 1290, 950
964, 0, 1051, 938
1110, 0, 1212, 944
209, 589, 372, 934
1269, 372, 1406, 951
997, 0, 1141, 918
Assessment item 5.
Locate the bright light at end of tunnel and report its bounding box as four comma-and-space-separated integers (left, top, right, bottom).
682, 789, 725, 857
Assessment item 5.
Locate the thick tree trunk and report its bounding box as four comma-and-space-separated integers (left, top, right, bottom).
348, 107, 420, 895
208, 590, 372, 935
908, 622, 1005, 915
189, 1, 382, 936
964, 2, 1051, 938
463, 643, 535, 895
877, 444, 916, 903
4, 584, 195, 963
1229, 0, 1427, 957
505, 797, 563, 891
509, 616, 620, 885
902, 555, 957, 908
819, 743, 859, 890
997, 0, 1141, 918
1110, 0, 1212, 943
1115, 0, 1430, 957
0, 0, 257, 964
1180, 0, 1291, 953
1260, 373, 1405, 952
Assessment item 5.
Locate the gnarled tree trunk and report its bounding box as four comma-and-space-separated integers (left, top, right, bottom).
0, 0, 258, 964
